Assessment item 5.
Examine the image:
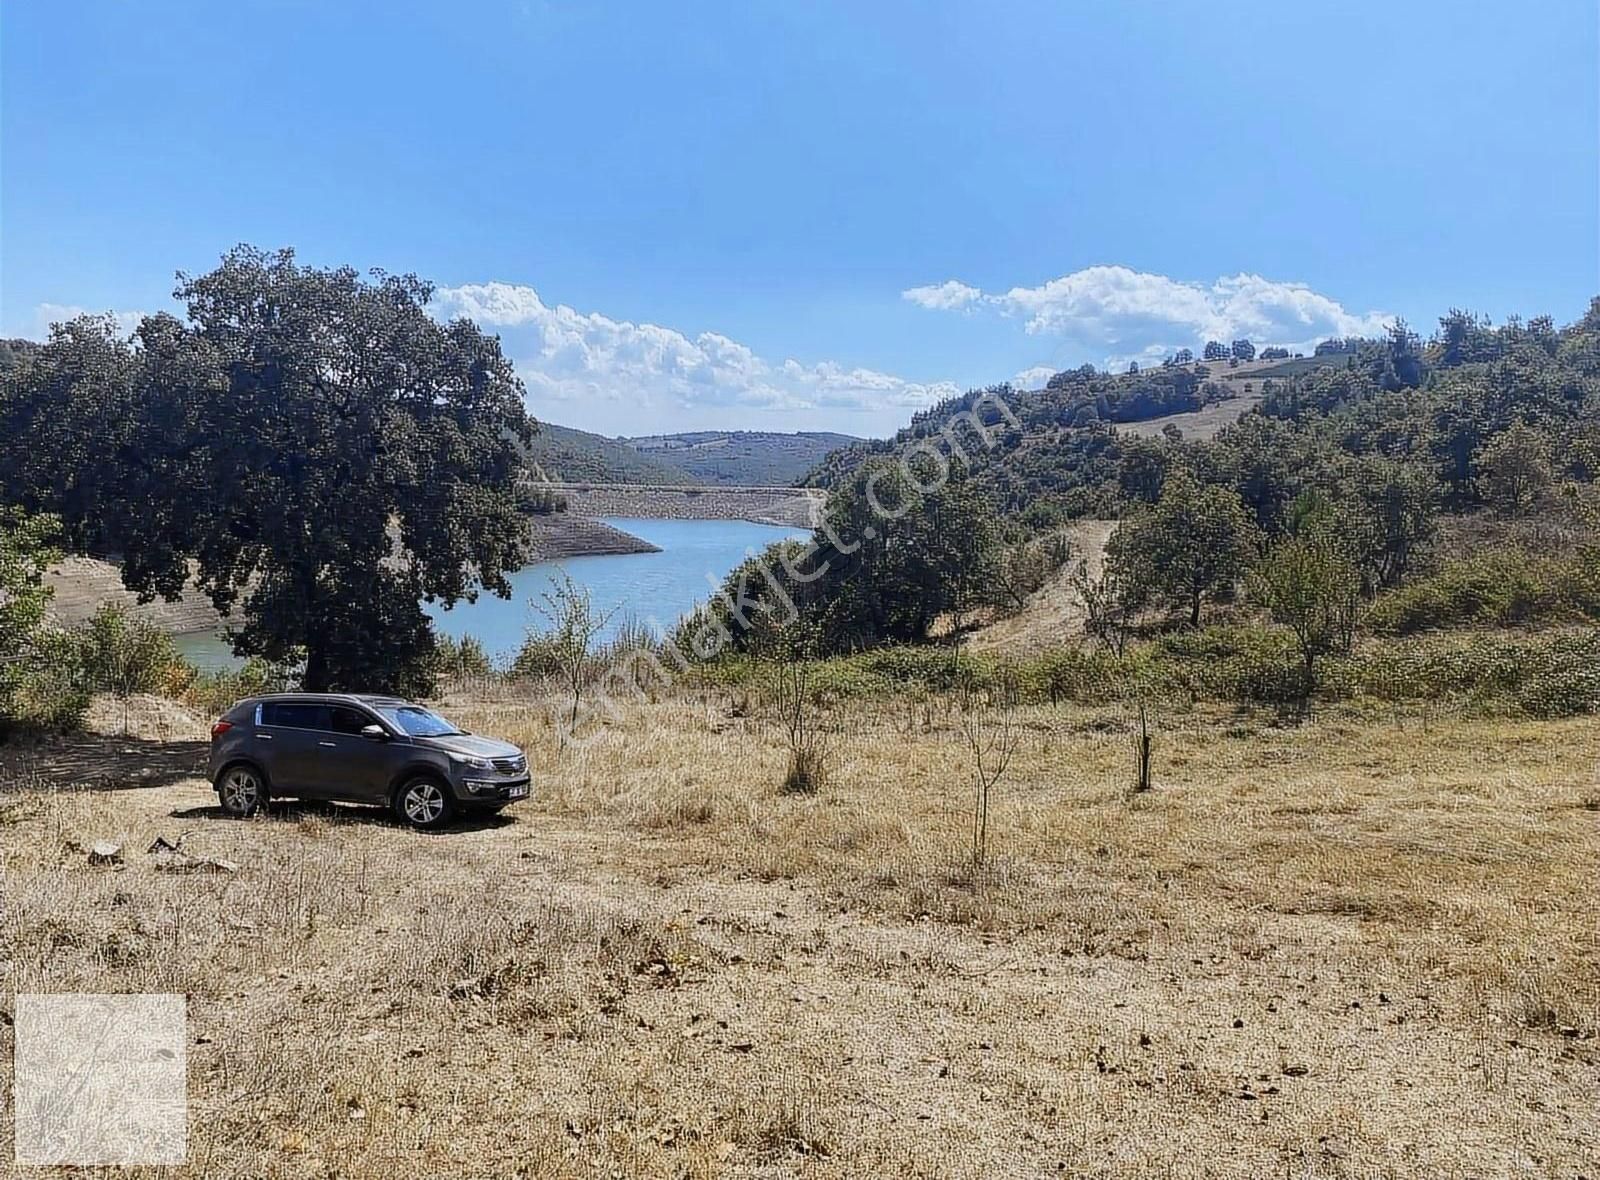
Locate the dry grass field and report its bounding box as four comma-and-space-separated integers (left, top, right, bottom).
2, 688, 1598, 1177
1115, 392, 1266, 443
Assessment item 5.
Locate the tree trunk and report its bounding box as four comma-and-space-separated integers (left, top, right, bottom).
1189, 589, 1202, 628
303, 644, 331, 692
299, 562, 329, 691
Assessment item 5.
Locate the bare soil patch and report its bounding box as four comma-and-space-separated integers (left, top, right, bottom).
966, 519, 1116, 654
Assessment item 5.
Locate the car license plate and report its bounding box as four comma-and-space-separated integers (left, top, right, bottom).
507, 784, 529, 799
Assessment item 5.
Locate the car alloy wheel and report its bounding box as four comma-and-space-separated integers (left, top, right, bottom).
218, 766, 262, 816
398, 778, 452, 829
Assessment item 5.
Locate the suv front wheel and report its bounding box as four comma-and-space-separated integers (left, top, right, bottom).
394, 775, 455, 830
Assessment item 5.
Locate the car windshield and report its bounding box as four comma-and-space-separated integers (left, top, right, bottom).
377, 705, 463, 738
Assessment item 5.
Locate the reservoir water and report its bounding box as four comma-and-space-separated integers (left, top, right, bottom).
174, 516, 811, 672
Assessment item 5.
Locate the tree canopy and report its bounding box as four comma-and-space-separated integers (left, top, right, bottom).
0, 246, 536, 693
1106, 469, 1260, 626
1252, 505, 1362, 708
699, 456, 999, 657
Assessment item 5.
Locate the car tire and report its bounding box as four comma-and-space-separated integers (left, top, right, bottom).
216, 763, 266, 818
393, 775, 456, 831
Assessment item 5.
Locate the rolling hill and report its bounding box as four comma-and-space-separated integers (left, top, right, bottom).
622, 430, 862, 486
523, 422, 701, 485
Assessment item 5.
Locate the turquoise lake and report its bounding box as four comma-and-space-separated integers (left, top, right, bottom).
173, 517, 810, 671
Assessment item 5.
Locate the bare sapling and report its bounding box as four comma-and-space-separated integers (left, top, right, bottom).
961, 702, 1021, 873
532, 571, 618, 738
771, 655, 831, 794
1130, 701, 1154, 792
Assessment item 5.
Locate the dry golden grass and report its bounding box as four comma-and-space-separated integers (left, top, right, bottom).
2, 688, 1597, 1177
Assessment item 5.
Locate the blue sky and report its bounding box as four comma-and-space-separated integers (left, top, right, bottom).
3, 1, 1595, 437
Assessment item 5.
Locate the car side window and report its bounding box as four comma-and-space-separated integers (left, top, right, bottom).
261, 703, 332, 731
328, 706, 377, 736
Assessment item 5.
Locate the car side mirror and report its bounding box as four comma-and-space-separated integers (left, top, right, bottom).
360, 724, 388, 741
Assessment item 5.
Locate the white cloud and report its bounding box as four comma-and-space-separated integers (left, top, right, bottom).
1011, 364, 1059, 390
432, 281, 958, 426
906, 265, 1392, 364
33, 303, 147, 338
901, 279, 983, 311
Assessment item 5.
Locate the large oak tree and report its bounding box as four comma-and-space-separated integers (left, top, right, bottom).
0, 246, 536, 693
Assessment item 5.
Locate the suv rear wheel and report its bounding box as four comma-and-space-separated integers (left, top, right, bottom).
216, 764, 265, 817
394, 775, 455, 830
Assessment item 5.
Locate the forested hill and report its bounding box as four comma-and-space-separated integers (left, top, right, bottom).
522, 422, 701, 485
531, 425, 865, 487
623, 430, 861, 486
803, 307, 1600, 530
0, 339, 40, 375
802, 351, 1323, 511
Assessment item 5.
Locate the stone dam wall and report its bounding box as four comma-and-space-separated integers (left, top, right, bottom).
543, 483, 824, 529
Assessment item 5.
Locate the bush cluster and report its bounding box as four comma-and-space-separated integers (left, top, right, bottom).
4, 605, 190, 734
684, 623, 1600, 722
2, 603, 308, 735
435, 633, 494, 679
1367, 549, 1600, 634
1341, 630, 1600, 717
4, 627, 94, 733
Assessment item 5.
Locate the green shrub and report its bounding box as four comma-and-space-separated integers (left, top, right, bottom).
1514, 655, 1600, 717
4, 604, 189, 735
5, 626, 92, 732
1345, 630, 1600, 718
74, 605, 185, 697
510, 633, 565, 682
600, 615, 660, 663
436, 633, 494, 679
796, 655, 891, 699
0, 507, 74, 736
684, 616, 1600, 723
1153, 625, 1302, 705
1025, 647, 1129, 703
182, 658, 281, 718
859, 646, 993, 694
1367, 550, 1600, 635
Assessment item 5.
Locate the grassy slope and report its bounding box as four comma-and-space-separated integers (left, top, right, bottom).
623, 430, 863, 487
5, 690, 1595, 1176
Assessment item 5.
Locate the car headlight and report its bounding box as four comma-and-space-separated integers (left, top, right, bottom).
449, 752, 493, 771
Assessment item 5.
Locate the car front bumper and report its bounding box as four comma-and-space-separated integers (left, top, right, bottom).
458, 777, 532, 805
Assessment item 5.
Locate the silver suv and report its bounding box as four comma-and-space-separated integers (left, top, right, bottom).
208, 694, 530, 829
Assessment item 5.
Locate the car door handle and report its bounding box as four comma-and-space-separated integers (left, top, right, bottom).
254, 732, 273, 740
318, 741, 337, 748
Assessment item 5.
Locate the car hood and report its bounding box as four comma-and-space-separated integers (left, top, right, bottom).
414, 733, 523, 760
